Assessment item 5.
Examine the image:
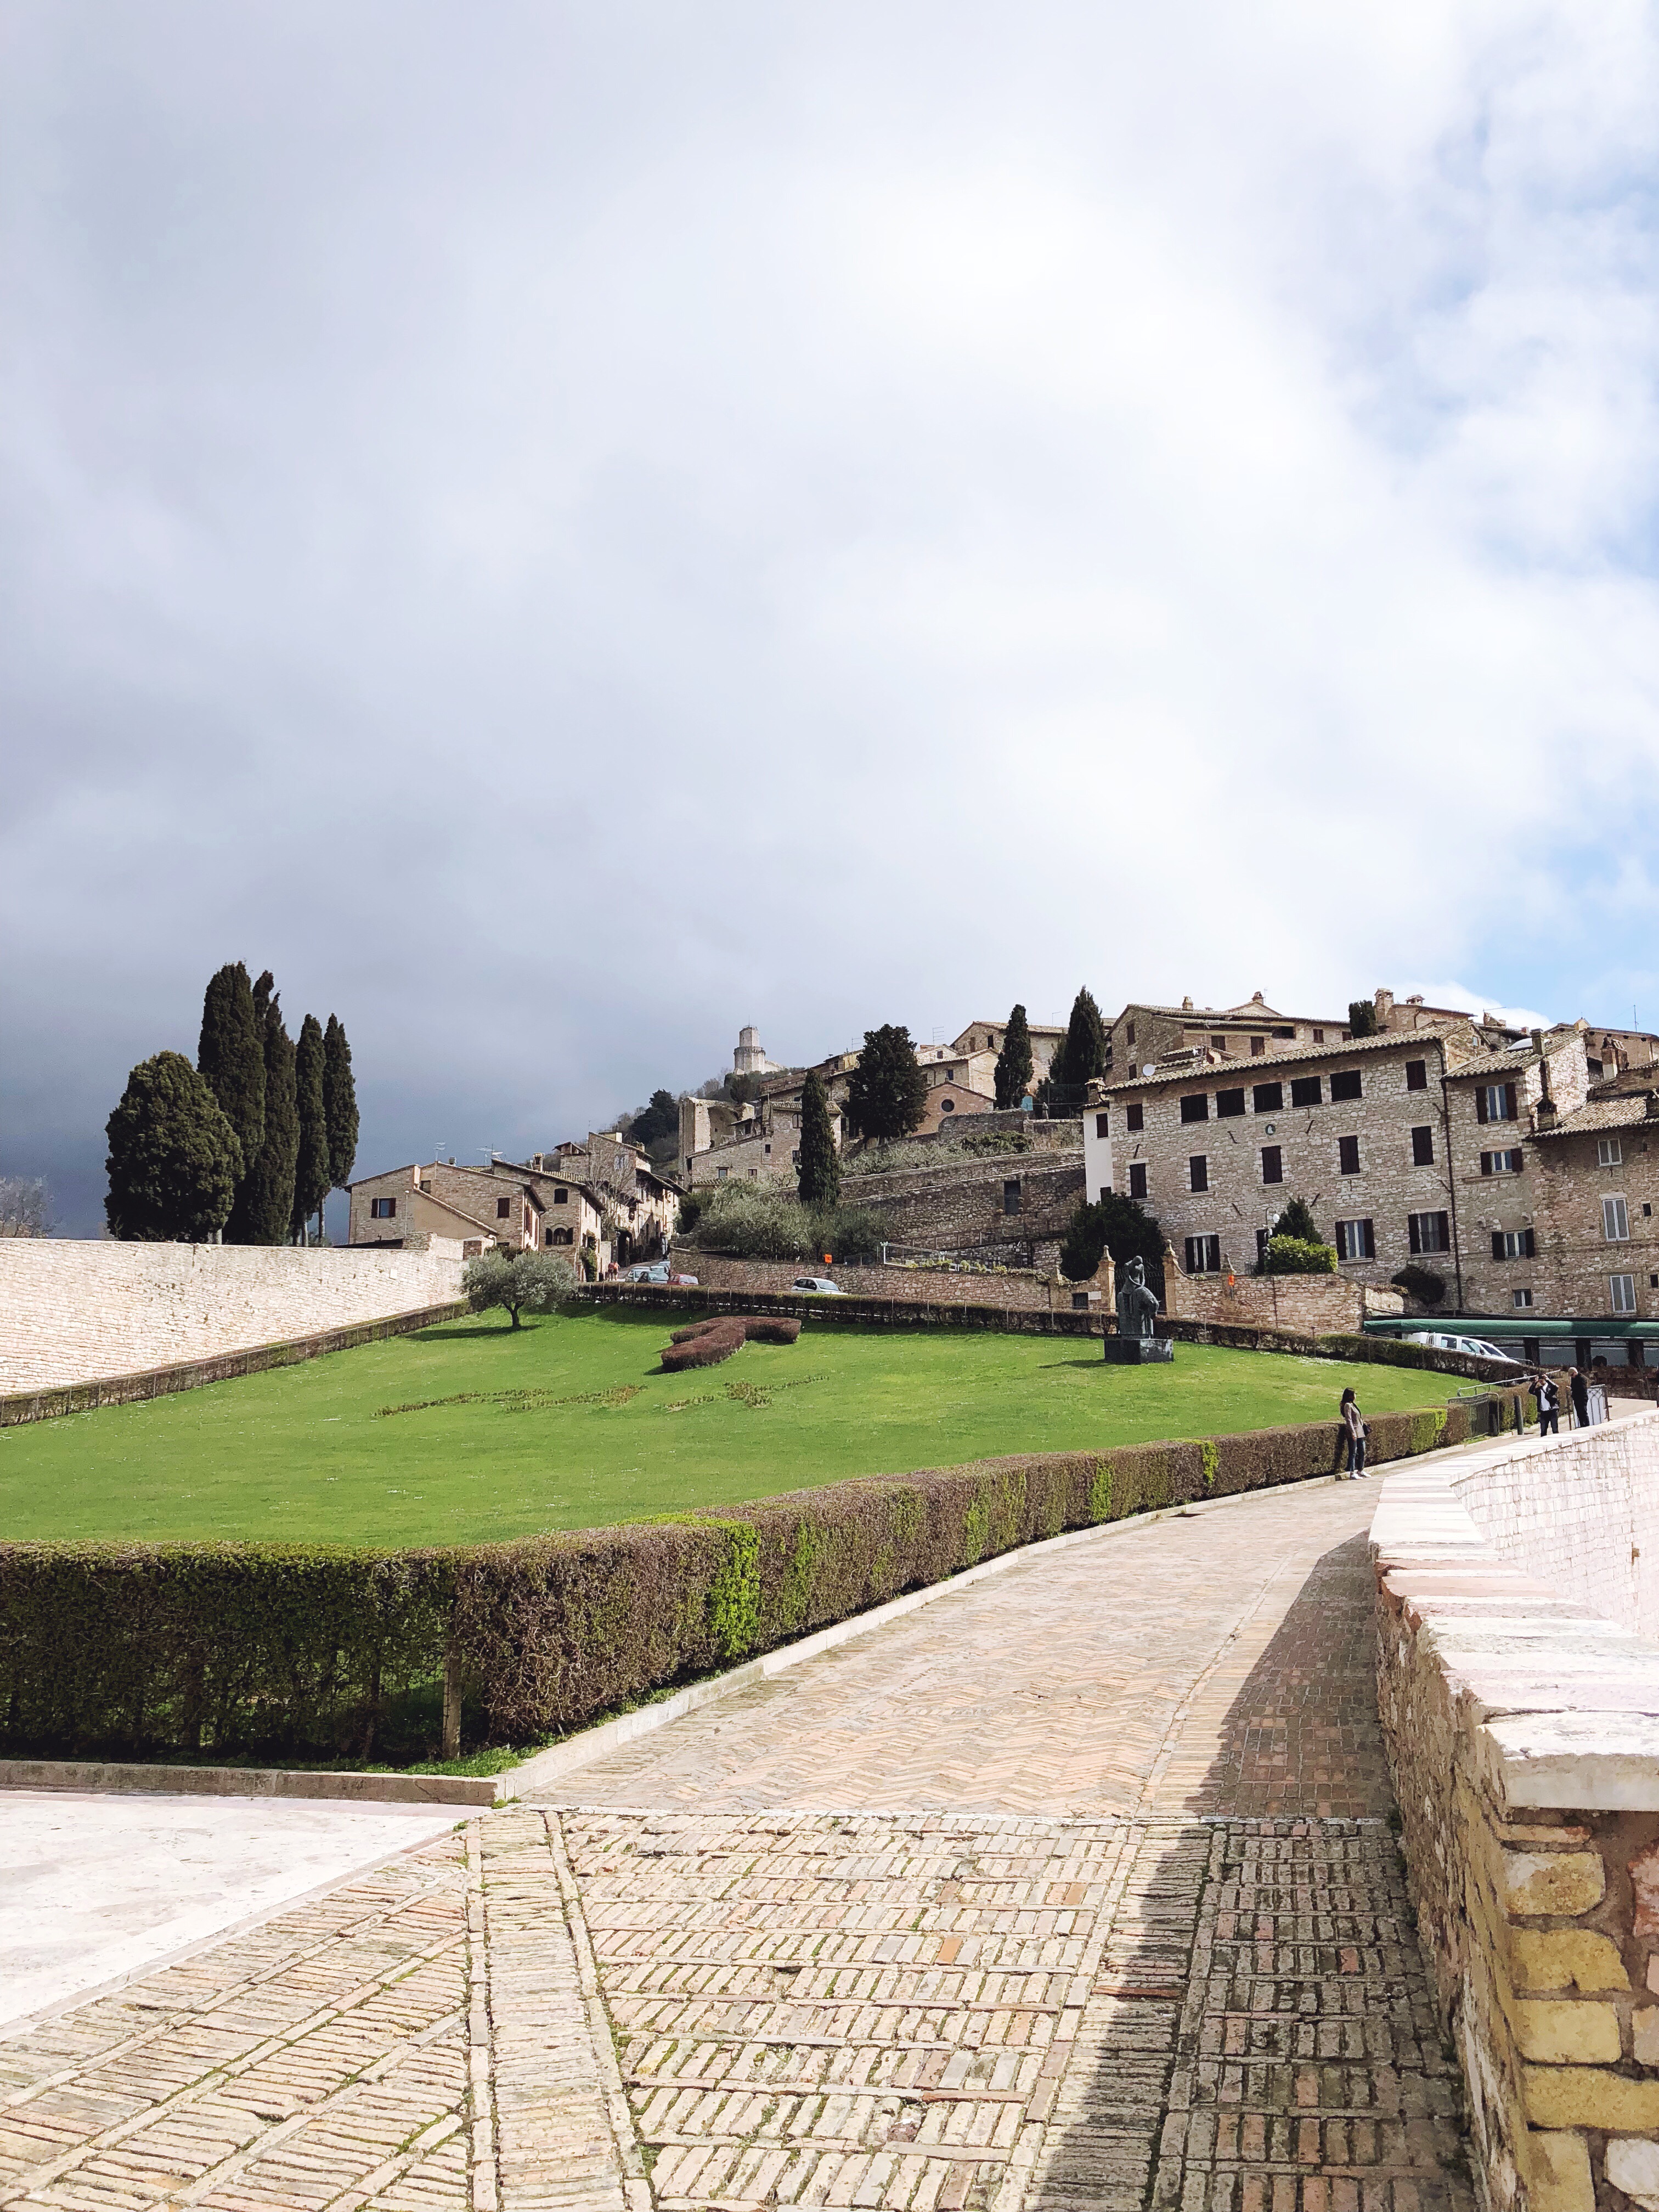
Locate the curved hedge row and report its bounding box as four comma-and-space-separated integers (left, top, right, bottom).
0, 1396, 1499, 1764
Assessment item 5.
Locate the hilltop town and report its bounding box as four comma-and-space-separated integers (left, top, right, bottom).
342, 985, 1659, 1359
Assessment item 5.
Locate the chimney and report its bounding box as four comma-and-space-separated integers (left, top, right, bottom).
1375, 989, 1395, 1026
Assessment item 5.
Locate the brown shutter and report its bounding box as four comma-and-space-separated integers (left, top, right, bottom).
1476, 1088, 1488, 1124
1505, 1082, 1518, 1121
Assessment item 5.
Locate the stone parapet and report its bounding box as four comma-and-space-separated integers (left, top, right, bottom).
1372, 1412, 1659, 2212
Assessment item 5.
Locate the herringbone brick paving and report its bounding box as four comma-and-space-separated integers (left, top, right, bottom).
2, 1475, 1472, 2212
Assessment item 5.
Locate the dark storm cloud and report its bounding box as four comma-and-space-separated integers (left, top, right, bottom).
6, 2, 1659, 1230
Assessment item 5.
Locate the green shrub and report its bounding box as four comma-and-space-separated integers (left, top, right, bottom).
1262, 1235, 1337, 1276
0, 1396, 1499, 1761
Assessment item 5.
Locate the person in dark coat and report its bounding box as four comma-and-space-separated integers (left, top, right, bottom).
1569, 1368, 1590, 1427
1339, 1387, 1366, 1478
1533, 1370, 1561, 1436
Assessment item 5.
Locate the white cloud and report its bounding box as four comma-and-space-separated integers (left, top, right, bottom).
4, 1, 1659, 1224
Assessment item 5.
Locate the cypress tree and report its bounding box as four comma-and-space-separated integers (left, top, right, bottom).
197, 963, 264, 1173
291, 1014, 330, 1243
994, 1005, 1035, 1109
323, 1014, 359, 1193
236, 977, 299, 1245
106, 1052, 243, 1242
1053, 988, 1108, 1103
796, 1070, 840, 1207
844, 1025, 929, 1143
1272, 1195, 1322, 1245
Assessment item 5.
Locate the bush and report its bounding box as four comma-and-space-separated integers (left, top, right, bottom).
1391, 1264, 1446, 1307
1059, 1192, 1164, 1284
662, 1314, 803, 1371
680, 1182, 884, 1264
1262, 1235, 1337, 1276
0, 1393, 1495, 1760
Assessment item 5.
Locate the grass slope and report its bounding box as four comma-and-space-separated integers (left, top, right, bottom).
0, 1308, 1446, 1547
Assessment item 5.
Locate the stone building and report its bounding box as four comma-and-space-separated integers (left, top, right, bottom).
1103, 992, 1354, 1080
349, 1148, 674, 1272
1097, 1023, 1488, 1289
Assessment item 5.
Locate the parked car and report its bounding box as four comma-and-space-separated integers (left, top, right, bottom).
624, 1261, 671, 1283
1401, 1330, 1525, 1366
792, 1276, 844, 1295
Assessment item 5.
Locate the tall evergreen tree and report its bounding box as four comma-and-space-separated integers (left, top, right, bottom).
1053, 988, 1108, 1103
1272, 1195, 1322, 1245
993, 1005, 1035, 1109
1347, 998, 1380, 1037
843, 1025, 929, 1143
322, 1014, 359, 1193
197, 962, 264, 1174
796, 1070, 840, 1207
236, 977, 299, 1245
291, 1014, 330, 1244
106, 1052, 243, 1242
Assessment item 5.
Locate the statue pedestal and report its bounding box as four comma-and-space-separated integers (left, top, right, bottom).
1102, 1335, 1174, 1364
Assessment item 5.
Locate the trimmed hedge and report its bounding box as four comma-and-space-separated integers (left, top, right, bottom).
661, 1314, 803, 1372
0, 1396, 1493, 1764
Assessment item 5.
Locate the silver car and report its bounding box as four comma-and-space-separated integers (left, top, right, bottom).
792, 1276, 844, 1295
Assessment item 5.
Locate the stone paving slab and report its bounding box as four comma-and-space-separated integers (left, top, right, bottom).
0, 1473, 1473, 2212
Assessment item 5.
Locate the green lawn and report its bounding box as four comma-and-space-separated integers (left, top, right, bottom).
0, 1309, 1447, 1547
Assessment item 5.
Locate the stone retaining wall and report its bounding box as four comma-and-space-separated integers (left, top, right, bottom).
665, 1245, 1110, 1312
1372, 1417, 1659, 2212
1162, 1266, 1376, 1335
0, 1240, 468, 1396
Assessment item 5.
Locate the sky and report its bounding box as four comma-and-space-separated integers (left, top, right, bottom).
4, 2, 1659, 1235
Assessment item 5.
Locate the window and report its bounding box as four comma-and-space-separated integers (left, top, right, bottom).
1612, 1274, 1639, 1314
1409, 1211, 1451, 1254
1599, 1136, 1624, 1166
716, 1166, 728, 1181
1338, 1135, 1361, 1175
1216, 1088, 1246, 1118
1481, 1149, 1523, 1175
1126, 1022, 1136, 1046
551, 1225, 574, 1245
1003, 1178, 1022, 1215
1180, 1093, 1210, 1123
1210, 1034, 1227, 1052
1251, 1036, 1265, 1056
1406, 1060, 1428, 1092
1099, 1185, 1112, 1203
1290, 1076, 1323, 1108
1312, 1029, 1325, 1043
1253, 1082, 1283, 1114
369, 1195, 396, 1219
764, 1140, 773, 1152
1410, 1126, 1435, 1167
1095, 1112, 1110, 1138
1491, 1229, 1536, 1260
1129, 1162, 1148, 1200
496, 1197, 511, 1218
939, 1101, 955, 1115
1334, 1218, 1374, 1260
1476, 1082, 1519, 1124
1604, 1195, 1630, 1242
1185, 1233, 1222, 1274
1261, 1145, 1283, 1184
1126, 1102, 1144, 1132
1330, 1069, 1363, 1102
1513, 1288, 1534, 1310
1189, 1155, 1209, 1193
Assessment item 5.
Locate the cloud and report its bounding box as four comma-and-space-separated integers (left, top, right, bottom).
4, 1, 1659, 1229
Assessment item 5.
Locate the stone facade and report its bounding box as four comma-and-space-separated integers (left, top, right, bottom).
839, 1146, 1086, 1268
1104, 990, 1353, 1080
913, 1079, 996, 1135
1374, 1419, 1659, 2212
1102, 1024, 1484, 1290
350, 1153, 674, 1271
0, 1239, 466, 1396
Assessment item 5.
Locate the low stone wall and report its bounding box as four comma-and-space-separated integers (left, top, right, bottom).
0, 1240, 468, 1395
666, 1245, 1109, 1313
1162, 1267, 1404, 1335
1372, 1415, 1659, 2212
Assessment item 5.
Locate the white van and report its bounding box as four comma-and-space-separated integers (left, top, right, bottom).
1401, 1330, 1525, 1366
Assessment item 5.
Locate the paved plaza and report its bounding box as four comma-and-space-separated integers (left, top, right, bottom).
0, 1477, 1471, 2212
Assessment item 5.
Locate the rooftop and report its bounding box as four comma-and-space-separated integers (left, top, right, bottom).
1534, 1095, 1659, 1139
1103, 1022, 1471, 1094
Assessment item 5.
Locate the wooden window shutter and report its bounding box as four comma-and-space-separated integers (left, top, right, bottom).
1505, 1082, 1517, 1121
1491, 1231, 1504, 1260
1476, 1088, 1488, 1124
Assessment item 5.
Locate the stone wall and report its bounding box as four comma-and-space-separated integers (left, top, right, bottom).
1161, 1265, 1375, 1335
837, 1148, 1084, 1265
1373, 1420, 1659, 2212
667, 1243, 1111, 1314
0, 1241, 467, 1395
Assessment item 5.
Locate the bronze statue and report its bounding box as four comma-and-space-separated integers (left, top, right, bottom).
1116, 1254, 1161, 1340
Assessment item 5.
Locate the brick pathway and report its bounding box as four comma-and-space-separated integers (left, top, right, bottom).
0, 1477, 1472, 2212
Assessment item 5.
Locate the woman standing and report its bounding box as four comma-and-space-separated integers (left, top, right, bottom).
1340, 1387, 1367, 1479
